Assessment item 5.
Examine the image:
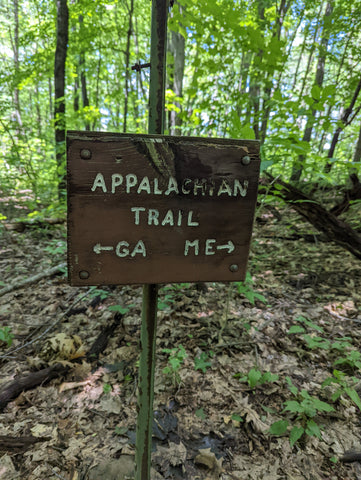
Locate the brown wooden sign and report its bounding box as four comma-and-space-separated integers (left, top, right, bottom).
67, 131, 260, 285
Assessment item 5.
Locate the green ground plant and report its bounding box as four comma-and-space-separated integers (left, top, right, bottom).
0, 326, 14, 347
162, 345, 188, 385
235, 367, 279, 390
194, 351, 213, 373
234, 272, 268, 305
270, 377, 334, 447
322, 370, 361, 410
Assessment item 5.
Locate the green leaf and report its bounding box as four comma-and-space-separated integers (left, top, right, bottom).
345, 387, 361, 410
108, 305, 130, 314
284, 400, 303, 413
269, 420, 288, 435
290, 426, 304, 447
306, 419, 322, 439
312, 398, 334, 413
231, 413, 243, 423
239, 124, 256, 140
248, 368, 262, 388
288, 325, 305, 334
195, 408, 206, 419
194, 352, 212, 373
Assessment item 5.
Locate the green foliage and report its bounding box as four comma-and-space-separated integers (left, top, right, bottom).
0, 326, 14, 347
102, 383, 112, 394
194, 351, 213, 373
162, 345, 188, 385
322, 370, 361, 411
270, 377, 334, 447
157, 294, 175, 311
235, 368, 279, 390
108, 304, 133, 315
235, 273, 267, 305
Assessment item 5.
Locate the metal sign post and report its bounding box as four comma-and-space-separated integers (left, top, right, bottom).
135, 1, 168, 479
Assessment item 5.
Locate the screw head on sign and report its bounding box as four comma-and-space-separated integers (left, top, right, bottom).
79, 270, 90, 279
80, 149, 92, 160
229, 264, 239, 273
242, 156, 251, 165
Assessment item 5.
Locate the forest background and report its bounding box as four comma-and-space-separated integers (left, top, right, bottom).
1, 0, 361, 228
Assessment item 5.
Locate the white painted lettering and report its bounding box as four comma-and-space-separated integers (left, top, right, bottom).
91, 173, 107, 193
233, 179, 249, 197
161, 210, 174, 226
182, 179, 192, 194
115, 241, 129, 257
187, 211, 199, 226
184, 240, 199, 256
205, 239, 216, 255
111, 174, 123, 193
137, 176, 151, 194
177, 210, 182, 226
153, 178, 163, 195
131, 207, 146, 225
126, 174, 137, 193
208, 180, 215, 196
217, 179, 232, 196
193, 178, 207, 196
148, 209, 159, 225
131, 240, 147, 257
165, 177, 179, 195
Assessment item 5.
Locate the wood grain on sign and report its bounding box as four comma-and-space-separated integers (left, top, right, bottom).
67, 131, 260, 285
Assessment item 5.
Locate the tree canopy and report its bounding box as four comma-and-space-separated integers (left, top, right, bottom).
1, 0, 361, 213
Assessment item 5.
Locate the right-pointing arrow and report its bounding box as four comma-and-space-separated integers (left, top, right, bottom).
217, 241, 235, 254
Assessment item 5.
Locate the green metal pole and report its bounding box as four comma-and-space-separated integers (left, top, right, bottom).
135, 1, 168, 479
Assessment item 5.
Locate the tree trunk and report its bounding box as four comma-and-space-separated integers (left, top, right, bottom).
13, 0, 22, 131
168, 1, 185, 136
123, 0, 134, 133
330, 120, 361, 215
324, 74, 361, 172
54, 0, 69, 195
291, 1, 332, 182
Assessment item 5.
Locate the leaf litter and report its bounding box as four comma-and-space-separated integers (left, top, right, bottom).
0, 205, 360, 479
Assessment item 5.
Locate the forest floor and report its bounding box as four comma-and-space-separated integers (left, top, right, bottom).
0, 199, 361, 480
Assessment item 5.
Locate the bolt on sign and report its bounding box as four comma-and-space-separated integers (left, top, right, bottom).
67, 131, 260, 285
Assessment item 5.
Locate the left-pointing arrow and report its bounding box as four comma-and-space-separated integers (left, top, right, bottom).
93, 244, 114, 254
216, 240, 235, 254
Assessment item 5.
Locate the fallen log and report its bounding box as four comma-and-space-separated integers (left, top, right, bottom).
262, 174, 361, 260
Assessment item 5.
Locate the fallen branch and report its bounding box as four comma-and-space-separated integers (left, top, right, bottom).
0, 263, 66, 298
0, 364, 69, 412
262, 175, 361, 260
0, 313, 124, 412
0, 434, 51, 451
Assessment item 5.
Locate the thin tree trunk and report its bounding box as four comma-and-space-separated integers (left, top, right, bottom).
54, 0, 69, 195
13, 0, 22, 130
123, 0, 134, 133
324, 74, 361, 172
291, 1, 332, 182
168, 1, 185, 136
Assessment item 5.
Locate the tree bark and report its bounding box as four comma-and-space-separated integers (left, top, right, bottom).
291, 1, 333, 182
168, 1, 185, 136
324, 74, 361, 172
54, 0, 69, 194
123, 0, 134, 133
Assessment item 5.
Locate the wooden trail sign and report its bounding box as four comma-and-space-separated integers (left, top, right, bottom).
67, 131, 260, 285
